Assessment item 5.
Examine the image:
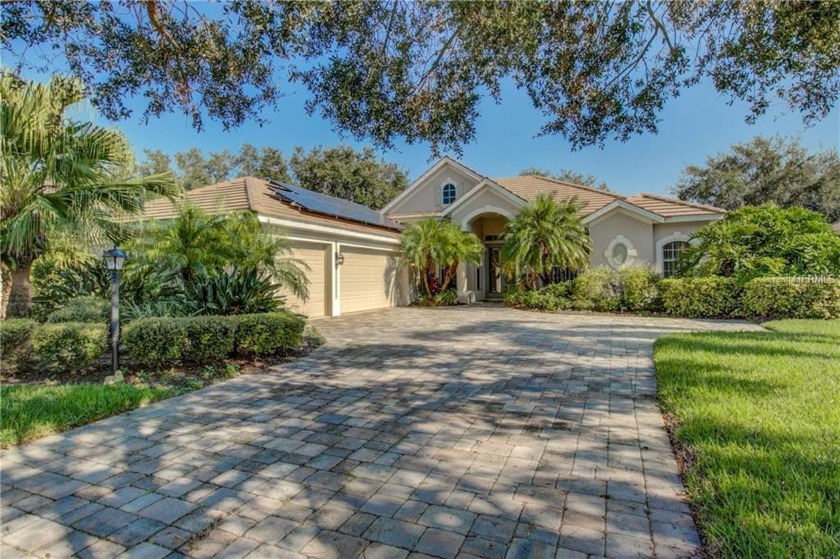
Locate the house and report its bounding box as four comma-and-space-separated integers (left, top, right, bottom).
143, 177, 411, 318
381, 156, 725, 301
142, 156, 725, 316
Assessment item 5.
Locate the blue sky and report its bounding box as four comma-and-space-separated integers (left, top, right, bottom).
83, 76, 838, 198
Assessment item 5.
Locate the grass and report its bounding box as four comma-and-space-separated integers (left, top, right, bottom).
654, 319, 840, 558
0, 383, 175, 447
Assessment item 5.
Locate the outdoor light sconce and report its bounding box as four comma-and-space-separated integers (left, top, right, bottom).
336, 251, 346, 266
102, 246, 127, 374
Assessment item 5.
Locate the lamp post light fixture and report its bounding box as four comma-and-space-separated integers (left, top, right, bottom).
102, 247, 126, 374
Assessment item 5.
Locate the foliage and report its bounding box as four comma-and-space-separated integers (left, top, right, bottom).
519, 167, 609, 191
502, 194, 589, 289
0, 72, 179, 317
139, 144, 407, 208
743, 277, 840, 320
679, 204, 840, 283
506, 266, 659, 314
654, 319, 840, 557
184, 267, 282, 316
233, 312, 306, 358
659, 277, 744, 319
47, 296, 109, 324
0, 319, 37, 373
0, 383, 174, 447
31, 322, 107, 374
433, 288, 459, 307
400, 218, 483, 299
4, 3, 837, 154
289, 145, 408, 210
673, 135, 840, 221
123, 311, 304, 365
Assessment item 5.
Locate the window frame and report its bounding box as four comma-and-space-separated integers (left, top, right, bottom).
442, 182, 457, 205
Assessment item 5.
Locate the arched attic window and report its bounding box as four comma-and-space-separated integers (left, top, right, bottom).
442, 183, 457, 205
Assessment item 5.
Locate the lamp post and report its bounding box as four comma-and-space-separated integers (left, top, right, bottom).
102, 247, 126, 374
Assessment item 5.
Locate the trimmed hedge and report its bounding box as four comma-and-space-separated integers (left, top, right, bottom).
234, 312, 305, 358
31, 322, 107, 374
123, 311, 304, 366
48, 296, 109, 324
659, 277, 743, 318
743, 277, 840, 320
0, 319, 38, 373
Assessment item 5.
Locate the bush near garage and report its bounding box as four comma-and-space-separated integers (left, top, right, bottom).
123, 311, 304, 366
31, 322, 108, 374
742, 277, 840, 320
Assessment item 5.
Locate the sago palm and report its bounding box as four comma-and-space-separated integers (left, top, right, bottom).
0, 72, 179, 317
502, 194, 589, 289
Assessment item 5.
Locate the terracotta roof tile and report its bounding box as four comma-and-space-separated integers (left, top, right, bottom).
624, 193, 725, 217
492, 175, 624, 215
141, 177, 401, 236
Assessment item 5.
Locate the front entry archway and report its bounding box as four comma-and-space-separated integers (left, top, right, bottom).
459, 211, 510, 301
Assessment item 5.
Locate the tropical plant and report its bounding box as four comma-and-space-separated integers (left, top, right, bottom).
501, 194, 590, 290
0, 72, 179, 317
400, 218, 483, 299
184, 268, 283, 316
679, 204, 840, 283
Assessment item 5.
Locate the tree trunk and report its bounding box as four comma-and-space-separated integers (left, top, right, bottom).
440, 260, 459, 292
6, 264, 33, 318
0, 265, 10, 319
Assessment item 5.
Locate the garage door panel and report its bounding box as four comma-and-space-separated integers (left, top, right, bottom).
339, 248, 400, 314
283, 242, 328, 318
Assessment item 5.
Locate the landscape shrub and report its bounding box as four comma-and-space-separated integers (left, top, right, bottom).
0, 319, 38, 373
234, 311, 306, 357
123, 312, 305, 365
659, 277, 743, 318
122, 317, 187, 366
433, 288, 459, 306
571, 267, 621, 311
31, 322, 107, 374
743, 277, 840, 320
47, 296, 110, 324
616, 266, 660, 312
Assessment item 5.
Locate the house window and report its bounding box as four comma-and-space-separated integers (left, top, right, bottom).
662, 241, 689, 278
604, 235, 637, 269
550, 267, 579, 283
442, 183, 457, 205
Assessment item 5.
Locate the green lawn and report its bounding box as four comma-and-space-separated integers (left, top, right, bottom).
654, 319, 840, 558
0, 383, 174, 447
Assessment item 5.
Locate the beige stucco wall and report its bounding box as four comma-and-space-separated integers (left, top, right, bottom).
588, 211, 654, 269
389, 165, 481, 215
449, 186, 521, 229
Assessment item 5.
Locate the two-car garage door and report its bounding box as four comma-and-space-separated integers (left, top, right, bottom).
283, 242, 400, 318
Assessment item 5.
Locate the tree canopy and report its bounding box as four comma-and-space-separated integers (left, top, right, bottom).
139, 144, 407, 209
673, 136, 840, 222
3, 1, 838, 154
519, 167, 610, 191
679, 204, 840, 283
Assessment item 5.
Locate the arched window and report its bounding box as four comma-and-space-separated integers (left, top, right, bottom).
662, 241, 689, 277
442, 183, 457, 205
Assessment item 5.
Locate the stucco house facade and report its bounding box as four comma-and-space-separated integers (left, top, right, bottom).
143, 156, 724, 317
381, 156, 725, 302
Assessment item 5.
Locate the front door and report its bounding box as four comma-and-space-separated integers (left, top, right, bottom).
487, 246, 504, 298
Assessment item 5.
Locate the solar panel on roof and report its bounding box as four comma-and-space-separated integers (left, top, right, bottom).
267, 180, 403, 231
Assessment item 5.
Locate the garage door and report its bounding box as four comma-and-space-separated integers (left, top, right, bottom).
284, 242, 329, 318
339, 247, 400, 314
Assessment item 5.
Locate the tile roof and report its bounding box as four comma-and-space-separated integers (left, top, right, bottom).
142, 177, 403, 235
492, 175, 725, 218
493, 175, 624, 215
624, 193, 726, 217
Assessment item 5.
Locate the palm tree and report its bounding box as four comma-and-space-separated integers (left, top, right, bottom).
501, 194, 590, 289
400, 218, 483, 298
1, 72, 179, 317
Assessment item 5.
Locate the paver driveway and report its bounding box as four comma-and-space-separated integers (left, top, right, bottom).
1, 306, 762, 559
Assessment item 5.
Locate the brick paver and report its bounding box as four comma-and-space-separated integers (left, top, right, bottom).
0, 306, 762, 558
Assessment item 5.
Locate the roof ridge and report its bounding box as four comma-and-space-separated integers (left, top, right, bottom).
495, 174, 626, 199
632, 192, 725, 213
